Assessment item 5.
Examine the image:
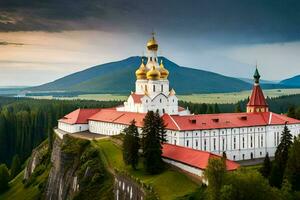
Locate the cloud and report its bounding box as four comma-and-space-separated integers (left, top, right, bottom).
0, 41, 24, 45
0, 0, 300, 45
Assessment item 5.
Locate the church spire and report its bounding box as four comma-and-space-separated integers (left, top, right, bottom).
246, 66, 269, 113
254, 65, 260, 84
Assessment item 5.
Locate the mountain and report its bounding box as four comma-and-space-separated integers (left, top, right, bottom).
29, 57, 252, 94
280, 75, 300, 87
239, 78, 278, 84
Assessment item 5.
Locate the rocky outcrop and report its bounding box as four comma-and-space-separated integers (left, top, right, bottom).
24, 135, 150, 200
44, 137, 81, 200
24, 141, 48, 181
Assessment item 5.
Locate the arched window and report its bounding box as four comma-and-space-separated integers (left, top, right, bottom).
161, 85, 163, 92
153, 85, 155, 92
250, 152, 254, 159
160, 98, 162, 103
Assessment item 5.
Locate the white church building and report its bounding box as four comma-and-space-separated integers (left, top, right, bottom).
58, 34, 300, 162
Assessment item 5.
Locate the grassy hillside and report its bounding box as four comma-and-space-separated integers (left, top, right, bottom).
93, 139, 199, 200
29, 56, 252, 94
0, 171, 42, 200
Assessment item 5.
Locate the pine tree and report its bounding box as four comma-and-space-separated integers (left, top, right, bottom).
285, 135, 300, 191
204, 158, 226, 200
142, 111, 164, 174
287, 105, 296, 119
235, 103, 242, 113
122, 120, 140, 169
260, 152, 271, 178
214, 104, 220, 114
0, 164, 9, 193
206, 105, 213, 114
154, 111, 167, 143
10, 154, 21, 180
271, 124, 293, 187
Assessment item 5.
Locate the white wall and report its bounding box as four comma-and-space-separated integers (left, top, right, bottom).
166, 123, 300, 161
58, 122, 89, 133
163, 158, 204, 177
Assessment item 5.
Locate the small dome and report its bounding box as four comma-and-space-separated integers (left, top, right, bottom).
147, 66, 161, 80
135, 59, 147, 80
159, 60, 169, 79
147, 35, 158, 51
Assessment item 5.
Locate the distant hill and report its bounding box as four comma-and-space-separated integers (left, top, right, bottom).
280, 75, 300, 87
239, 78, 278, 84
29, 57, 253, 94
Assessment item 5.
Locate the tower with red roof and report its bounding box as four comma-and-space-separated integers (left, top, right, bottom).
246, 67, 269, 113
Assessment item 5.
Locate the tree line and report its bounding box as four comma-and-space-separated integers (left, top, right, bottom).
179, 93, 300, 115
0, 97, 122, 189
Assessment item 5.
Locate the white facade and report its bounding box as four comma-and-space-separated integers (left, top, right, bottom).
116, 35, 187, 116
163, 158, 204, 177
166, 124, 300, 161
58, 122, 89, 133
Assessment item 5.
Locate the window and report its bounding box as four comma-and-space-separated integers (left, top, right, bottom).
250, 136, 253, 148
186, 140, 189, 147
213, 138, 216, 150
242, 137, 245, 148
160, 99, 162, 103
161, 85, 163, 92
251, 152, 254, 159
233, 137, 236, 149
204, 139, 207, 151
261, 135, 264, 147
153, 85, 155, 92
242, 154, 245, 160
233, 155, 236, 160
174, 140, 177, 145
222, 138, 225, 151
196, 140, 198, 147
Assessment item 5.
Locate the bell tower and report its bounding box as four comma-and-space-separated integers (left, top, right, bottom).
246, 67, 269, 113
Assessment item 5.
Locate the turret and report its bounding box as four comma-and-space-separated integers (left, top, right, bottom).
246, 67, 269, 113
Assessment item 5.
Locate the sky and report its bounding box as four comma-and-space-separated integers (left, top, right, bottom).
0, 0, 300, 86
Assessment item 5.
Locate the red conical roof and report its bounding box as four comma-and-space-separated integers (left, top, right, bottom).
247, 84, 268, 107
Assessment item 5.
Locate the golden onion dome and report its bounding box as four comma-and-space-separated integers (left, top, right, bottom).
147, 34, 158, 51
147, 66, 161, 80
159, 60, 169, 79
135, 59, 147, 80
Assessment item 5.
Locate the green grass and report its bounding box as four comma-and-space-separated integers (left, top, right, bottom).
93, 139, 199, 200
29, 89, 300, 104
0, 171, 41, 200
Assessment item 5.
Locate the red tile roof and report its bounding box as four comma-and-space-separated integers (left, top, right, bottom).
59, 108, 101, 124
60, 109, 300, 131
162, 143, 239, 171
162, 112, 300, 131
247, 85, 268, 107
130, 94, 145, 103
88, 108, 146, 127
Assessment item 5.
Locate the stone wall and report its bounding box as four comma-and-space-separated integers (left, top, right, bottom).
114, 174, 145, 200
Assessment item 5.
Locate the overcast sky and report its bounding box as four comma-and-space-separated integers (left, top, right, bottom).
0, 0, 299, 86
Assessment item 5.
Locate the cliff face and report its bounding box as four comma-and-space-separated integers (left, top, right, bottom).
44, 137, 79, 200
24, 135, 114, 200
24, 141, 48, 181
23, 135, 149, 200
